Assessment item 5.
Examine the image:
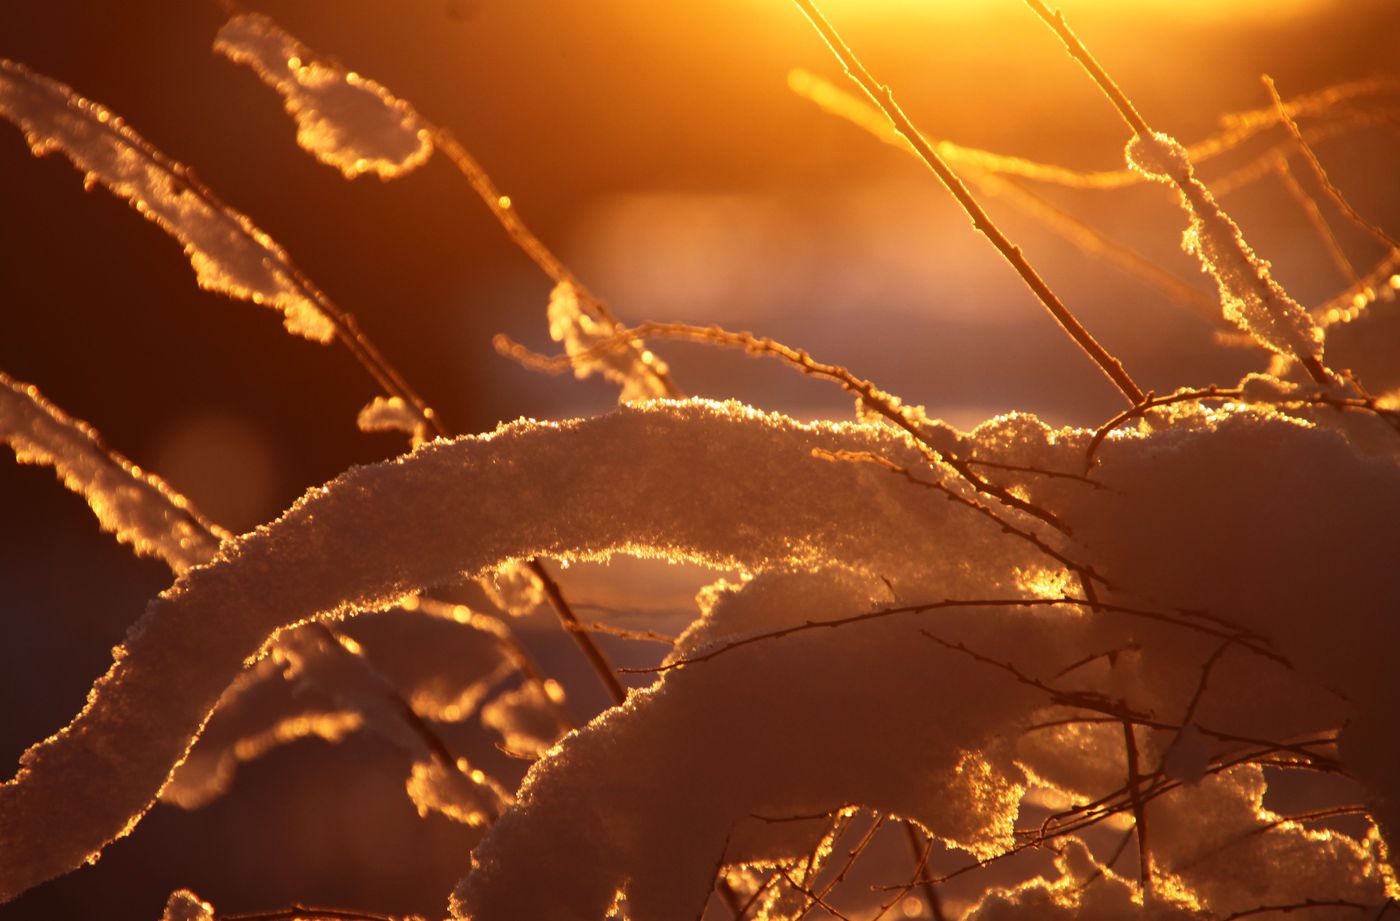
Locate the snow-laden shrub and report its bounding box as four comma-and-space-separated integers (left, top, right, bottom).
1, 3, 1398, 920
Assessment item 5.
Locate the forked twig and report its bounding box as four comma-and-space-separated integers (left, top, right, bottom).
626, 593, 1285, 675
1023, 0, 1338, 387
1221, 899, 1374, 920
812, 447, 1107, 585
789, 0, 1145, 405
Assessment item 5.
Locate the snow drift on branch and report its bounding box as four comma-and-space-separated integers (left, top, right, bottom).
0, 371, 226, 572
1126, 131, 1326, 367
0, 59, 336, 341
215, 13, 433, 180
0, 398, 1395, 914
547, 281, 673, 403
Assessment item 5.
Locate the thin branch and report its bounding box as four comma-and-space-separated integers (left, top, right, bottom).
790, 0, 1145, 405
812, 447, 1107, 586
1051, 642, 1140, 680
786, 67, 1222, 323
218, 906, 403, 921
577, 621, 678, 645
529, 559, 629, 706
789, 66, 1398, 192
1272, 154, 1359, 285
426, 128, 679, 399
499, 321, 1073, 533
1221, 899, 1373, 920
1023, 0, 1338, 387
1023, 0, 1150, 135
1119, 718, 1153, 902
1085, 387, 1400, 471
625, 594, 1285, 675
1263, 75, 1400, 253
795, 814, 883, 921
778, 867, 855, 921
902, 822, 948, 921
965, 456, 1105, 488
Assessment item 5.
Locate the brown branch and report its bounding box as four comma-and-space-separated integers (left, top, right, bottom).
790, 0, 1145, 405
1023, 0, 1150, 136
577, 620, 678, 645
427, 128, 678, 399
902, 822, 948, 921
1221, 899, 1373, 920
624, 594, 1285, 676
1263, 75, 1400, 254
1023, 1, 1339, 387
218, 907, 402, 921
1120, 718, 1153, 902
1051, 642, 1140, 680
529, 559, 629, 707
1085, 387, 1241, 471
812, 448, 1107, 586
795, 814, 883, 921
1272, 155, 1359, 285
965, 456, 1105, 488
499, 322, 1073, 533
1085, 387, 1400, 472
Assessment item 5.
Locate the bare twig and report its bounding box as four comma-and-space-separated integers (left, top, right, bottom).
790, 0, 1145, 405
1023, 0, 1338, 387
1263, 75, 1400, 254
812, 448, 1106, 585
1084, 387, 1400, 471
1221, 899, 1373, 920
1119, 718, 1153, 901
499, 322, 1074, 533
426, 128, 678, 399
218, 906, 403, 921
626, 593, 1285, 675
529, 558, 629, 706
1272, 155, 1359, 285
902, 822, 948, 921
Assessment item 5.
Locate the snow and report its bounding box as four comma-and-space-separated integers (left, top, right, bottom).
1126, 132, 1326, 367
2, 393, 1393, 914
0, 59, 337, 342
547, 281, 673, 404
215, 13, 433, 181
0, 372, 226, 573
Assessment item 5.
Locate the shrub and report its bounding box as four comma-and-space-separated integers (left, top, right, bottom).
1, 2, 1398, 919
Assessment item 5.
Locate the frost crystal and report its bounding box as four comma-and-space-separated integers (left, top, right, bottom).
0, 59, 336, 342
215, 13, 433, 180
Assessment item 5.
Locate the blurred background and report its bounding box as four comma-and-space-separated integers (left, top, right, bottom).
1, 0, 1397, 918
